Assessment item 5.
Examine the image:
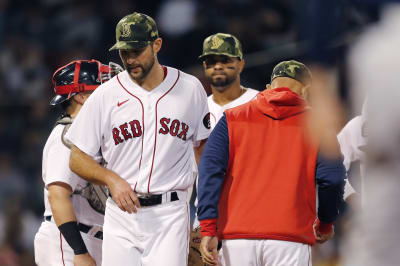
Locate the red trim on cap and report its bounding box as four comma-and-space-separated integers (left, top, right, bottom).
52, 60, 77, 89
73, 61, 81, 88
117, 75, 145, 172
55, 84, 98, 95
147, 70, 180, 193
52, 59, 107, 97
99, 64, 110, 74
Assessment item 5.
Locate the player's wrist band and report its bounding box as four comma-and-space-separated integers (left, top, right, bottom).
58, 221, 88, 255
316, 219, 333, 234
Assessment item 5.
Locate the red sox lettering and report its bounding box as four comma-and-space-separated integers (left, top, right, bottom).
112, 120, 143, 145
159, 117, 189, 140
112, 118, 189, 145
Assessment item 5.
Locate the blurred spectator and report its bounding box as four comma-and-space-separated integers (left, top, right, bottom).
342, 3, 400, 265
157, 0, 198, 37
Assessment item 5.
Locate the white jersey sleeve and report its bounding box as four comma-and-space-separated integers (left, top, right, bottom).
337, 116, 365, 171
43, 125, 80, 191
65, 88, 103, 157
192, 79, 211, 142
42, 124, 105, 225
338, 115, 366, 198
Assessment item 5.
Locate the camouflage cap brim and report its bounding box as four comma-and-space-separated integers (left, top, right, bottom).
109, 41, 149, 51
271, 60, 312, 85
198, 52, 242, 60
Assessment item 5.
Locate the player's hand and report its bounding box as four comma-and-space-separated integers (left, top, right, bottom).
107, 173, 141, 213
313, 220, 335, 244
74, 253, 96, 266
200, 236, 219, 265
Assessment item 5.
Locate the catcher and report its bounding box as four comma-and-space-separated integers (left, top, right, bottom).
34, 59, 122, 266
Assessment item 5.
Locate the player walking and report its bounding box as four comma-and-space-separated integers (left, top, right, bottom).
65, 13, 210, 266
34, 59, 121, 266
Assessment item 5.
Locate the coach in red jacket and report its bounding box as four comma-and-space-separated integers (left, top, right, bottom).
197, 60, 345, 266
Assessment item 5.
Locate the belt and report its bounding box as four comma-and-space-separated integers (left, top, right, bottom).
44, 216, 103, 240
109, 191, 179, 207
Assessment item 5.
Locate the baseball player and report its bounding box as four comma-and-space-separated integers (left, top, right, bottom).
201, 33, 259, 129
65, 12, 210, 266
197, 60, 345, 266
34, 59, 122, 266
188, 33, 258, 265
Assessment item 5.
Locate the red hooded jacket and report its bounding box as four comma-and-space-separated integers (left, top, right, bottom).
215, 87, 319, 244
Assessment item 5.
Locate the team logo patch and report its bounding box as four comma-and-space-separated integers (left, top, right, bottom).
203, 113, 211, 129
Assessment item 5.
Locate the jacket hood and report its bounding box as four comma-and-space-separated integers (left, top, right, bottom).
255, 87, 308, 120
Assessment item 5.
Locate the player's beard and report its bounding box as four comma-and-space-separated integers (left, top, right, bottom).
127, 55, 155, 82
206, 72, 237, 92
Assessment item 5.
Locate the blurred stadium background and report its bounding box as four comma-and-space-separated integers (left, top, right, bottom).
0, 0, 391, 265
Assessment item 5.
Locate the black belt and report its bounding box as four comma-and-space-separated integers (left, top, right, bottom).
44, 216, 103, 240
108, 191, 179, 207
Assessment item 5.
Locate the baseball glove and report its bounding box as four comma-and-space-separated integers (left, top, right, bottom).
188, 226, 204, 266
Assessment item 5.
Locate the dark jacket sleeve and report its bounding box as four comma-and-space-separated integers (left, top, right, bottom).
197, 114, 229, 221
316, 152, 346, 223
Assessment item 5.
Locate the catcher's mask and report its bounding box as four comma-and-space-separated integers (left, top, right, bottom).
50, 59, 123, 105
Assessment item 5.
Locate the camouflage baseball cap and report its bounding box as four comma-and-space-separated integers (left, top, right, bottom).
271, 60, 312, 85
199, 33, 243, 60
109, 12, 159, 51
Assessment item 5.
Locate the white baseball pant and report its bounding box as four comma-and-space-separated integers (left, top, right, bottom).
101, 191, 190, 266
34, 220, 102, 266
219, 238, 312, 266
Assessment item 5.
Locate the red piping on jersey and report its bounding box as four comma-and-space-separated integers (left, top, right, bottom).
117, 75, 145, 190
60, 232, 66, 266
147, 70, 180, 193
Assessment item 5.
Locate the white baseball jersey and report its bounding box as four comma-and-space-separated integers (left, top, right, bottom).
66, 66, 210, 194
41, 124, 105, 225
337, 115, 366, 200
35, 123, 104, 266
192, 87, 258, 229
65, 66, 209, 265
208, 87, 259, 129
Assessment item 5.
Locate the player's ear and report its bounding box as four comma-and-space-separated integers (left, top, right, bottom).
266, 84, 271, 90
238, 59, 245, 73
301, 84, 311, 100
72, 94, 84, 105
152, 38, 162, 53
73, 93, 90, 105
